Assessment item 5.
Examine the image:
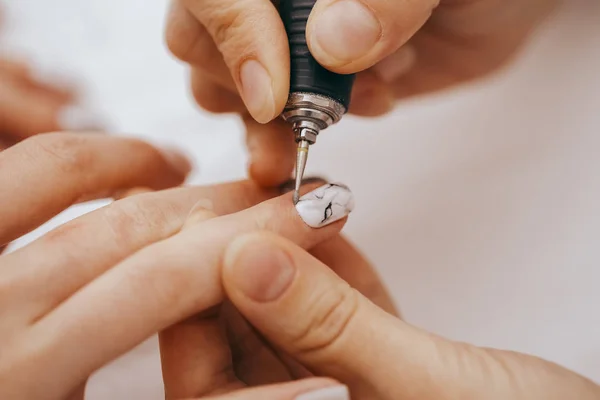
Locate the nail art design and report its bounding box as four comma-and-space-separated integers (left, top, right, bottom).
295, 385, 350, 400
295, 183, 354, 228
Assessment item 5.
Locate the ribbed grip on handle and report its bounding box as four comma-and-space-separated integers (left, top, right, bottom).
280, 0, 355, 111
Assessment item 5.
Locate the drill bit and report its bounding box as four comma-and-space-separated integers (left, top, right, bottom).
293, 139, 310, 204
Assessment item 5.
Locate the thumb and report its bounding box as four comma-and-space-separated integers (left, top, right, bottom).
223, 232, 600, 400
306, 0, 438, 73
222, 231, 460, 399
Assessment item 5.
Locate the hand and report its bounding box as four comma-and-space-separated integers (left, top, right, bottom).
165, 0, 558, 186
159, 203, 396, 399
0, 58, 105, 147
0, 134, 353, 399
217, 232, 600, 399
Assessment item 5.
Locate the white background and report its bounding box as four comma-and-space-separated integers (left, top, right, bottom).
1, 0, 599, 398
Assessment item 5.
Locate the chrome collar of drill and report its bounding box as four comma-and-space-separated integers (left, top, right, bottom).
281, 92, 346, 145
281, 92, 346, 204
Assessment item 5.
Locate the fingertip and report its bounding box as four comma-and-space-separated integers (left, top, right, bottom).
294, 183, 354, 229
156, 145, 194, 177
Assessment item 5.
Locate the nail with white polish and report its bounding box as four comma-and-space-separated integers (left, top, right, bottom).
295, 183, 354, 229
57, 105, 106, 131
296, 385, 350, 400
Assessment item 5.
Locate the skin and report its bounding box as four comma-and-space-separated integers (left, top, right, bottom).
154, 226, 600, 399
166, 0, 559, 186
0, 132, 358, 399
0, 58, 75, 144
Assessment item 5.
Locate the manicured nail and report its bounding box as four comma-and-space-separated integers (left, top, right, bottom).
279, 176, 328, 194
296, 385, 350, 400
239, 59, 275, 124
310, 0, 381, 66
157, 145, 194, 176
57, 105, 106, 131
372, 45, 417, 83
295, 183, 354, 229
226, 236, 296, 302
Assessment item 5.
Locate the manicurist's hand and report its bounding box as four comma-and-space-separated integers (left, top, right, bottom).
218, 232, 600, 399
165, 0, 557, 186
0, 132, 355, 399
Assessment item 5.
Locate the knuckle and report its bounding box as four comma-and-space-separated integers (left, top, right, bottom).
100, 195, 183, 249
292, 286, 360, 356
166, 14, 203, 62
23, 133, 93, 174
203, 4, 250, 64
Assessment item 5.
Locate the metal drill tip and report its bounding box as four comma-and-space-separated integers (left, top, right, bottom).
293, 140, 310, 204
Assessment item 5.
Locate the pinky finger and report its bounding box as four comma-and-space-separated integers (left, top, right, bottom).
199, 380, 348, 400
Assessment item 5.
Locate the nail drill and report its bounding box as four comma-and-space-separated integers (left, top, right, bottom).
279, 0, 356, 203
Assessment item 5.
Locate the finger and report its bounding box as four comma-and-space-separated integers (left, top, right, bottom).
0, 78, 102, 140
0, 58, 31, 80
226, 235, 600, 400
370, 45, 417, 85
390, 0, 559, 100
0, 75, 64, 138
159, 204, 237, 399
225, 304, 296, 384
200, 380, 348, 400
245, 115, 296, 188
347, 70, 394, 117
166, 1, 237, 92
310, 234, 399, 316
190, 68, 246, 115
222, 232, 458, 399
306, 0, 439, 73
31, 183, 353, 397
0, 58, 74, 102
0, 133, 191, 245
181, 0, 290, 123
1, 182, 277, 327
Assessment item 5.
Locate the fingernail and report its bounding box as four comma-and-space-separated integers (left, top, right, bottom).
372, 45, 417, 83
296, 385, 350, 400
239, 60, 275, 124
157, 146, 194, 176
295, 183, 355, 229
57, 105, 106, 131
279, 176, 329, 194
310, 0, 381, 66
226, 235, 296, 302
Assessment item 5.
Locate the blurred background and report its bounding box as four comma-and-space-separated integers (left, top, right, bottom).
1, 0, 599, 398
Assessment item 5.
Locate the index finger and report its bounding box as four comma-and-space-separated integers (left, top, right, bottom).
28, 183, 355, 398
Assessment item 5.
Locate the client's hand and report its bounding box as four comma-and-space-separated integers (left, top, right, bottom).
216, 232, 600, 399
0, 133, 352, 399
0, 59, 103, 147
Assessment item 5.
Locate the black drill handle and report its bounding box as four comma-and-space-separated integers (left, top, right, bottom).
280, 0, 356, 111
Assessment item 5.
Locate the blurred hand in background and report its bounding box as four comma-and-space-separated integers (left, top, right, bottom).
0, 6, 104, 150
